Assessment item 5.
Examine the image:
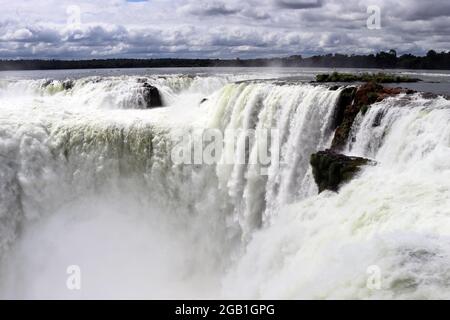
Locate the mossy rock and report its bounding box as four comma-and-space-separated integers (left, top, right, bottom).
310, 150, 375, 193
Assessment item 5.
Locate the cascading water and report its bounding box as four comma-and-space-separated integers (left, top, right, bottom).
207, 82, 342, 237
0, 71, 449, 299
223, 92, 450, 299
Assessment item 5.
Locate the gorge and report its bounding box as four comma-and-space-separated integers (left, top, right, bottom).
0, 69, 449, 299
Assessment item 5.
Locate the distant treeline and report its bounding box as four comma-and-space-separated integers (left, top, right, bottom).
1, 50, 450, 71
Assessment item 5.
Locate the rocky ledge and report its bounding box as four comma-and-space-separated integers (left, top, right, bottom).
140, 83, 163, 108
310, 79, 420, 193
330, 82, 415, 151
310, 150, 375, 193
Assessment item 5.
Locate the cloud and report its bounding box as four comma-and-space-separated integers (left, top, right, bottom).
182, 1, 241, 16
276, 0, 323, 9
0, 0, 448, 59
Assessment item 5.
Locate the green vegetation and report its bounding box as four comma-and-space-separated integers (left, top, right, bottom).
315, 72, 420, 83
1, 50, 450, 71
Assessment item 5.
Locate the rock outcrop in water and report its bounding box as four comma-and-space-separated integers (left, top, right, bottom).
310, 150, 373, 193
330, 82, 415, 150
141, 83, 163, 108
62, 80, 74, 91
311, 82, 411, 193
331, 86, 357, 131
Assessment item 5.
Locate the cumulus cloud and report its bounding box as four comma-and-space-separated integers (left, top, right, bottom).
0, 0, 448, 59
183, 1, 241, 16
276, 0, 323, 10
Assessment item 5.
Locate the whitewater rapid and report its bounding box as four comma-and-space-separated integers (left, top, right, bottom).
0, 72, 449, 299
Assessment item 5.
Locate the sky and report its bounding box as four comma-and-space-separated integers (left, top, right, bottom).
0, 0, 449, 59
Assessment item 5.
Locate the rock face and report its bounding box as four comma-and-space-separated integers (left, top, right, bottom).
141, 83, 163, 108
331, 86, 357, 131
310, 150, 373, 193
309, 82, 414, 193
330, 82, 414, 150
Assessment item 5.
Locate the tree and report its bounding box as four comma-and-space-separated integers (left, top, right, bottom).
389, 49, 397, 57
427, 50, 437, 58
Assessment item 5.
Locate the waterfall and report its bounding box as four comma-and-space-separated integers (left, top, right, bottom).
223, 92, 450, 299
0, 73, 449, 299
207, 82, 342, 237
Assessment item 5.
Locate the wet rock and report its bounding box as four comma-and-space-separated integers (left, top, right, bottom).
421, 92, 440, 100
331, 82, 413, 151
331, 86, 356, 131
372, 109, 386, 127
41, 79, 53, 87
329, 85, 341, 91
141, 83, 163, 108
62, 80, 74, 90
310, 149, 374, 193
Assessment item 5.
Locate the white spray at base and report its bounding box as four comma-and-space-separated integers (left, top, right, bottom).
0, 74, 449, 299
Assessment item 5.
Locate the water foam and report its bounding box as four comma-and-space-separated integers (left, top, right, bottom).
0, 73, 449, 299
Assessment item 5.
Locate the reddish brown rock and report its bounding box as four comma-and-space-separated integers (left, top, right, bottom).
330, 82, 415, 151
